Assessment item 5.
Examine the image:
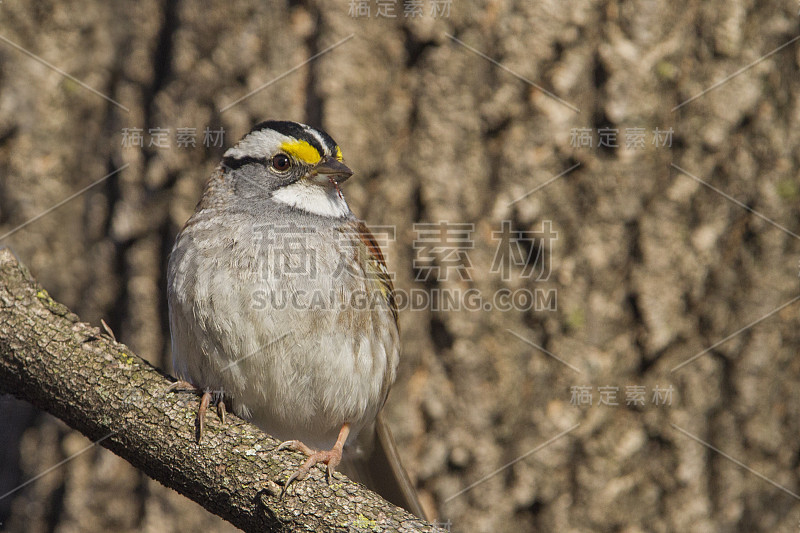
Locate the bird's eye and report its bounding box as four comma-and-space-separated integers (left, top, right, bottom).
271, 154, 291, 171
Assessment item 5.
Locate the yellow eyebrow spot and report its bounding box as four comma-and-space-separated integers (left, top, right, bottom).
280, 140, 321, 165
335, 146, 343, 162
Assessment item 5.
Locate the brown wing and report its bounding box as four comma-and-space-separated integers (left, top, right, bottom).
349, 220, 398, 324
345, 220, 400, 415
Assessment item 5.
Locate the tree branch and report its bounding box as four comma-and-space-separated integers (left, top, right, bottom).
0, 248, 440, 532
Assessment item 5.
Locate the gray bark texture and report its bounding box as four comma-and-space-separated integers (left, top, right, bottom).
0, 248, 441, 532
0, 0, 799, 531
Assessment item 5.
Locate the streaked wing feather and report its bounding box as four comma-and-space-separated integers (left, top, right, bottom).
349, 220, 398, 323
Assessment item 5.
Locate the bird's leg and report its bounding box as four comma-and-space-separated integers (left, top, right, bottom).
166, 379, 197, 392
167, 380, 225, 442
278, 423, 351, 493
197, 390, 211, 441
217, 400, 226, 425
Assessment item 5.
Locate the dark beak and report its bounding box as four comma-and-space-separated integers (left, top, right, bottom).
312, 157, 353, 185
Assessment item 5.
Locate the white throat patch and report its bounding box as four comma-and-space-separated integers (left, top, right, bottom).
271, 180, 350, 218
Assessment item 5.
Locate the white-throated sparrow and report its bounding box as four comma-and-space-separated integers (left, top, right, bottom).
167, 120, 423, 517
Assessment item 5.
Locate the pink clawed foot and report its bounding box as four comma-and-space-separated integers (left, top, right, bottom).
278, 423, 351, 495
168, 380, 226, 442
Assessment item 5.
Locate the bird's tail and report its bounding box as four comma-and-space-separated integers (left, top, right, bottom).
340, 412, 427, 520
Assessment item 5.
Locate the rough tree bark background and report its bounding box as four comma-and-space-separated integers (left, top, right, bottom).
1, 1, 799, 532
